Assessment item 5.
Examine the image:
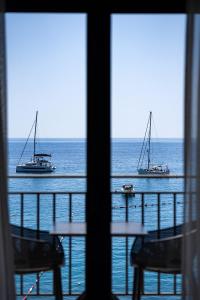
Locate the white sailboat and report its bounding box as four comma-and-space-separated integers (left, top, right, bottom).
137, 111, 170, 175
16, 111, 56, 173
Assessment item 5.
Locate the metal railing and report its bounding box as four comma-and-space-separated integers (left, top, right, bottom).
111, 191, 183, 296
9, 175, 184, 298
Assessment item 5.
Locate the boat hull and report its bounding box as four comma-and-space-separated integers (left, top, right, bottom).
138, 168, 170, 175
121, 189, 135, 196
16, 165, 55, 173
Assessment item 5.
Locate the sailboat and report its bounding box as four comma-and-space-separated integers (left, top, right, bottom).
137, 111, 170, 175
16, 111, 56, 173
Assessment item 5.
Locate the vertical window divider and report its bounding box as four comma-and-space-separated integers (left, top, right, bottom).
87, 8, 111, 300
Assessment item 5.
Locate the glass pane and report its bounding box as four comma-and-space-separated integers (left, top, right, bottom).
6, 13, 86, 297
112, 14, 186, 296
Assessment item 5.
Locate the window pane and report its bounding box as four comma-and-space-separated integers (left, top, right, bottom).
6, 13, 86, 296
112, 14, 185, 296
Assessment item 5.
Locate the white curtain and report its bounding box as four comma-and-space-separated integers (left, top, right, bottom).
0, 7, 15, 300
183, 13, 200, 300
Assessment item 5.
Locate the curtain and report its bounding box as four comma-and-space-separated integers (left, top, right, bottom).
0, 6, 15, 300
183, 13, 200, 300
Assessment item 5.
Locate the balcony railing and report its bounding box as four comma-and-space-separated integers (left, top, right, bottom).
8, 175, 184, 298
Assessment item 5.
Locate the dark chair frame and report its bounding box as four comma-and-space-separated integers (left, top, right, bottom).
130, 224, 183, 300
11, 224, 64, 300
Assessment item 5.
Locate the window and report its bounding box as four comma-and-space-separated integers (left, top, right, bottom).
0, 2, 190, 300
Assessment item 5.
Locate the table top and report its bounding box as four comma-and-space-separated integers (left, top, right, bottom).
50, 222, 147, 236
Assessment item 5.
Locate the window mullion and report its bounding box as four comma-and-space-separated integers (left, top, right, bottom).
87, 9, 111, 300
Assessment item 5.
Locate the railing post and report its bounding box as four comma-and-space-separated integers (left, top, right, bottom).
157, 193, 161, 295
53, 193, 56, 224
36, 193, 40, 295
69, 193, 72, 295
173, 192, 177, 294
36, 193, 40, 236
20, 193, 24, 295
141, 193, 144, 225
20, 193, 24, 235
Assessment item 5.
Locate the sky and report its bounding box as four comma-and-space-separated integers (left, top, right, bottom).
5, 14, 186, 138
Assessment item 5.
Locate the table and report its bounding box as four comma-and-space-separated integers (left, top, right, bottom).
50, 222, 147, 300
50, 222, 147, 237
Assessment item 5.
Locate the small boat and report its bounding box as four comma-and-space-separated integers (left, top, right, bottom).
16, 111, 56, 173
121, 184, 135, 194
137, 112, 170, 175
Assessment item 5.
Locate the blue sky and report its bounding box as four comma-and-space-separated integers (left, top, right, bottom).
5, 14, 186, 138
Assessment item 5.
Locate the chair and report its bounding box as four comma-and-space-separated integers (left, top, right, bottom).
130, 224, 183, 300
11, 224, 64, 300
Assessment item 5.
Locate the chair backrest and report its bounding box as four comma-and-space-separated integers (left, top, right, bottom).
131, 224, 182, 256
135, 234, 182, 273
130, 224, 183, 273
11, 224, 64, 274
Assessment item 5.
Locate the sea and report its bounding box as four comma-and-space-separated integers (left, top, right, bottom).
8, 138, 184, 299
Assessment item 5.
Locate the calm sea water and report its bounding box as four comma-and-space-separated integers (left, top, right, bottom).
8, 138, 184, 191
8, 138, 183, 297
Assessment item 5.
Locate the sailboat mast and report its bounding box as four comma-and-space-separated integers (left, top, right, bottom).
33, 111, 38, 158
147, 111, 152, 169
